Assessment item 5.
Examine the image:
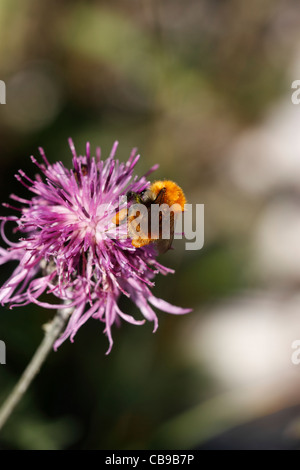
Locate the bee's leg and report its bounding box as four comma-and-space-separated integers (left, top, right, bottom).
112, 208, 128, 225
131, 238, 152, 248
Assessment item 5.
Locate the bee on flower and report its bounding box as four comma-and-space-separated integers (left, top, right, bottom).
0, 140, 191, 353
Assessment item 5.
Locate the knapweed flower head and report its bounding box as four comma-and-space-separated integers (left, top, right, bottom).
0, 140, 191, 353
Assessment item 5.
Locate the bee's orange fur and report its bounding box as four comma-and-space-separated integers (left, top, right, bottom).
113, 180, 186, 252
150, 180, 186, 210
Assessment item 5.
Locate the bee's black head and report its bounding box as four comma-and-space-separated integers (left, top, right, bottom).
126, 189, 147, 203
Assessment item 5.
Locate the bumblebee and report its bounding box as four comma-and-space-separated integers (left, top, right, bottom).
113, 180, 186, 254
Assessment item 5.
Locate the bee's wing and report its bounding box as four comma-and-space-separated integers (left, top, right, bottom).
153, 188, 166, 204
156, 211, 175, 254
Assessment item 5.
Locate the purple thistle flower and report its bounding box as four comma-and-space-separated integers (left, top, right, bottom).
0, 140, 191, 354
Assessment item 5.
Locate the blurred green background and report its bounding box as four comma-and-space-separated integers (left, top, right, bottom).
1, 0, 300, 450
